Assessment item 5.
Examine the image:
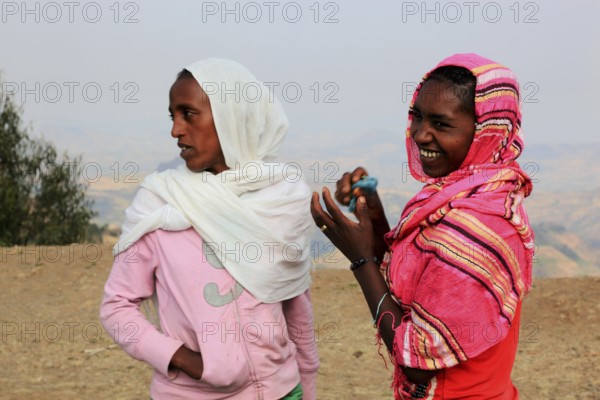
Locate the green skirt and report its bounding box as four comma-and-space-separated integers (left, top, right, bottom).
280, 383, 303, 399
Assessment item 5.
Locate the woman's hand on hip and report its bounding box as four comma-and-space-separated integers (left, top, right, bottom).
169, 345, 204, 380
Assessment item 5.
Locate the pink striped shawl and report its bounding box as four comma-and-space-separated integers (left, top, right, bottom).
382, 54, 534, 398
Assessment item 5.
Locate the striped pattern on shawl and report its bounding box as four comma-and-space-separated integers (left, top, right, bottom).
383, 54, 534, 398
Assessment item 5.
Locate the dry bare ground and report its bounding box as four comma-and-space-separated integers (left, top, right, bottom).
0, 244, 598, 399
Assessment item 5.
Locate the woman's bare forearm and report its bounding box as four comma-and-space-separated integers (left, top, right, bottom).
352, 260, 437, 385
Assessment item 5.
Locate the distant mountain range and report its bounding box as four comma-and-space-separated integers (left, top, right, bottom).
88, 139, 600, 278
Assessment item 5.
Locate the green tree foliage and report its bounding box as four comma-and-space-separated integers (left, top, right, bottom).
0, 86, 96, 245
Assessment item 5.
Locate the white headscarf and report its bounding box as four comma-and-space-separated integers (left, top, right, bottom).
113, 58, 312, 303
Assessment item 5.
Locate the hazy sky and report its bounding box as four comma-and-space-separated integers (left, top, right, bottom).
1, 0, 599, 175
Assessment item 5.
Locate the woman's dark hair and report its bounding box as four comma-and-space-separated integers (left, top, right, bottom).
424, 66, 477, 118
176, 69, 194, 80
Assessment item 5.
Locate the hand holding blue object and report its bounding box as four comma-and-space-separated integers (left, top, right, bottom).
348, 176, 378, 212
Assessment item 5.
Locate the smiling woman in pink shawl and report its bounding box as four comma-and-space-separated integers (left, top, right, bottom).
311, 53, 533, 399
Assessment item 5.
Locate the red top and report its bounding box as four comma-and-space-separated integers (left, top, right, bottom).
434, 302, 521, 399
397, 302, 522, 399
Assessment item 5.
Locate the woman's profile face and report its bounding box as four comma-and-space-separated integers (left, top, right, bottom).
169, 76, 228, 174
410, 79, 476, 178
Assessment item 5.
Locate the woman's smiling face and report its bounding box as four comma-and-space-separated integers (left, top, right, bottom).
410, 78, 476, 178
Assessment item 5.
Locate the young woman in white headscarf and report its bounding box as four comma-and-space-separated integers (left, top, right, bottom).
100, 58, 318, 400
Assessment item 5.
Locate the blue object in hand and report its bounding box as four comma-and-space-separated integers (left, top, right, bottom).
348, 176, 378, 213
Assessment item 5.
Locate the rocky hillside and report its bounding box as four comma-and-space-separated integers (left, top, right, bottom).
86, 141, 600, 277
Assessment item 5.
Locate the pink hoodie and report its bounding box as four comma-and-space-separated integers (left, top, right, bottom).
100, 228, 318, 399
